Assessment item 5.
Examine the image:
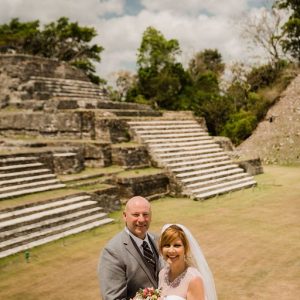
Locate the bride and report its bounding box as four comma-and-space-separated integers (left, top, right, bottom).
158, 224, 217, 300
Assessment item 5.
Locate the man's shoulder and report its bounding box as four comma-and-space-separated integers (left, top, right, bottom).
105, 230, 127, 248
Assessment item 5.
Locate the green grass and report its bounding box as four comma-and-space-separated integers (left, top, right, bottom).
0, 165, 299, 299
117, 167, 164, 178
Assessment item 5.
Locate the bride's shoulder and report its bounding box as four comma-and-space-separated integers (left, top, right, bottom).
187, 266, 199, 274
187, 266, 203, 279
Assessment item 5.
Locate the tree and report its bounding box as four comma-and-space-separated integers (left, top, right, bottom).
188, 49, 225, 79
134, 26, 188, 108
137, 26, 181, 70
0, 18, 39, 52
0, 17, 104, 84
195, 94, 234, 136
221, 110, 257, 145
275, 0, 300, 62
113, 70, 137, 101
242, 5, 286, 63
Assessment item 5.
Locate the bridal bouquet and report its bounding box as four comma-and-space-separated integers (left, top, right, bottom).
131, 287, 161, 300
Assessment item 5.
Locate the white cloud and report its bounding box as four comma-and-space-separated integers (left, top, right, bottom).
0, 0, 125, 24
0, 0, 271, 85
141, 0, 249, 17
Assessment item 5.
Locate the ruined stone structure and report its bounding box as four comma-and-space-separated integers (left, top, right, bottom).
0, 54, 258, 258
237, 74, 300, 165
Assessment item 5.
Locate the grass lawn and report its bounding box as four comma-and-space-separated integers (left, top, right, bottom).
0, 165, 299, 299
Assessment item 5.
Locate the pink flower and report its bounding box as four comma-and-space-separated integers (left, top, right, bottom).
132, 287, 161, 299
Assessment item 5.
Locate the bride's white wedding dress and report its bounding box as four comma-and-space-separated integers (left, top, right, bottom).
159, 266, 207, 300
159, 224, 217, 300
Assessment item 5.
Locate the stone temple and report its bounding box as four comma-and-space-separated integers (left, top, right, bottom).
0, 54, 261, 258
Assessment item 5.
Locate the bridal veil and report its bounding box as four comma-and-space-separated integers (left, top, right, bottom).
161, 224, 218, 300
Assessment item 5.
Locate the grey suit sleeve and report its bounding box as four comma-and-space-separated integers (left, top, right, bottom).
98, 245, 127, 300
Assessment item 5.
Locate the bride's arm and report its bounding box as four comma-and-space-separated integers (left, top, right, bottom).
187, 276, 205, 300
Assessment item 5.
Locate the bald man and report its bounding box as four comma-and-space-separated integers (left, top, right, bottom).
98, 196, 163, 300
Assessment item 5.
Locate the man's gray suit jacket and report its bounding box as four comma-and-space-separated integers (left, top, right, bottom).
98, 230, 163, 300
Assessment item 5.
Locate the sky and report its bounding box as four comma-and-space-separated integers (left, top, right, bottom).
0, 0, 274, 85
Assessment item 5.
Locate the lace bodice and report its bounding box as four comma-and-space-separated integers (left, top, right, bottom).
164, 296, 185, 300
158, 266, 205, 300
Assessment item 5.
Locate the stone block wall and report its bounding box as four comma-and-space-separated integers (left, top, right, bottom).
0, 54, 88, 82
116, 173, 169, 200
111, 145, 151, 169
0, 111, 95, 139
91, 186, 121, 212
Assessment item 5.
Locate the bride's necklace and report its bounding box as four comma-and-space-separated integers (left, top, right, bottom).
164, 265, 188, 288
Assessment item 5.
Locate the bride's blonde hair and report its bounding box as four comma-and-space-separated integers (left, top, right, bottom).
159, 224, 194, 266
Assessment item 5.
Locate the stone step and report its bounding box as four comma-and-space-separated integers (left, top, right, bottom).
194, 180, 256, 200
37, 83, 102, 93
111, 110, 162, 117
154, 142, 221, 156
0, 195, 91, 221
0, 212, 107, 251
30, 76, 99, 88
128, 117, 256, 200
159, 151, 225, 162
0, 162, 43, 172
144, 136, 215, 144
0, 207, 101, 240
182, 168, 245, 184
129, 124, 203, 130
0, 179, 61, 193
52, 90, 101, 97
0, 173, 56, 187
140, 132, 208, 139
192, 177, 255, 194
0, 200, 98, 231
95, 100, 153, 111
150, 140, 216, 151
156, 148, 223, 158
0, 183, 65, 200
176, 164, 239, 178
133, 128, 205, 134
55, 99, 155, 112
53, 152, 76, 157
167, 155, 230, 168
128, 120, 199, 126
0, 169, 51, 180
0, 217, 114, 258
150, 137, 214, 146
171, 159, 233, 173
185, 172, 249, 189
0, 156, 38, 166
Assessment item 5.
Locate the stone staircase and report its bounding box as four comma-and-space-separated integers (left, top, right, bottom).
0, 192, 113, 258
21, 76, 162, 117
0, 154, 65, 200
128, 119, 256, 200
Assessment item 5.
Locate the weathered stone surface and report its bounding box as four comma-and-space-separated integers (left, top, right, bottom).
213, 136, 235, 152
214, 136, 263, 175
91, 186, 121, 212
31, 140, 112, 168
238, 74, 300, 165
236, 157, 264, 176
0, 111, 96, 139
95, 118, 131, 143
53, 151, 84, 175
111, 145, 150, 169
0, 54, 88, 82
116, 173, 169, 200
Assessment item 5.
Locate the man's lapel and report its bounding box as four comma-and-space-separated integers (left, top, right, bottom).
148, 233, 164, 277
122, 230, 157, 287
